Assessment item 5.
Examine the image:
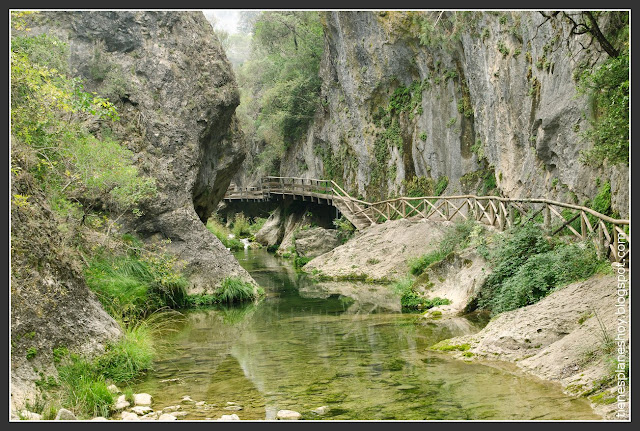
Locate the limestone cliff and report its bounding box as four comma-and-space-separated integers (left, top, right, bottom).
25, 11, 254, 293
275, 11, 628, 217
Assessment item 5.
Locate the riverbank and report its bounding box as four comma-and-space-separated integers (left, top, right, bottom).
302, 218, 628, 420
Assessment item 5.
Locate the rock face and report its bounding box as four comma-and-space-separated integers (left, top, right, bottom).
24, 11, 254, 293
271, 11, 628, 217
10, 163, 122, 412
294, 227, 342, 258
439, 272, 629, 420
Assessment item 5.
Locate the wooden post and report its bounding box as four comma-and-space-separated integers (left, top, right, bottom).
597, 222, 605, 259
544, 203, 551, 235
488, 200, 494, 226
613, 227, 620, 263
444, 199, 450, 220
580, 211, 587, 240
509, 203, 515, 228
499, 204, 505, 231
402, 200, 406, 218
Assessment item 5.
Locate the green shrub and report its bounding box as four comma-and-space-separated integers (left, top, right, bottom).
217, 277, 256, 304
85, 251, 188, 319
294, 256, 312, 268
95, 324, 154, 384
26, 347, 37, 360
476, 223, 606, 314
56, 355, 114, 418
231, 213, 251, 238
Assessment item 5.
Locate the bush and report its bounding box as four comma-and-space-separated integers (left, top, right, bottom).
85, 251, 188, 319
476, 223, 607, 314
216, 277, 256, 304
56, 355, 114, 418
392, 277, 451, 310
231, 213, 251, 238
95, 324, 154, 384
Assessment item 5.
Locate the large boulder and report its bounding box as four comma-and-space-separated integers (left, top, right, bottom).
22, 11, 255, 294
294, 227, 342, 258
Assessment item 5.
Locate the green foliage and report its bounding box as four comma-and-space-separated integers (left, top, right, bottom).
496, 40, 509, 57
52, 347, 69, 364
404, 176, 435, 197
578, 51, 629, 165
85, 249, 188, 320
11, 32, 156, 222
56, 355, 114, 418
476, 223, 607, 314
434, 176, 449, 196
419, 131, 428, 141
216, 277, 257, 304
333, 216, 356, 243
206, 217, 244, 251
26, 347, 37, 360
94, 324, 154, 384
430, 340, 471, 351
294, 256, 312, 268
409, 220, 477, 276
236, 11, 324, 176
231, 213, 251, 238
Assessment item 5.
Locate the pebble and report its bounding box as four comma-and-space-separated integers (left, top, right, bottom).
218, 414, 240, 421
276, 410, 301, 420
133, 393, 153, 406
107, 385, 121, 394
311, 406, 329, 415
55, 408, 77, 420
158, 413, 177, 421
170, 411, 188, 418
130, 406, 153, 415
121, 411, 140, 421
18, 410, 42, 420
181, 395, 195, 404
162, 405, 182, 413
223, 405, 243, 411
114, 395, 130, 410
195, 401, 206, 407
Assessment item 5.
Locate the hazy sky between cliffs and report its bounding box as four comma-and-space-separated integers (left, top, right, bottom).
203, 10, 242, 34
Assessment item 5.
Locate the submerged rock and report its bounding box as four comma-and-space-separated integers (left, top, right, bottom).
311, 406, 329, 415
218, 414, 240, 421
276, 410, 302, 420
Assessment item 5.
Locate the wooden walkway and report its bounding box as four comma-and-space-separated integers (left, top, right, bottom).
224, 176, 630, 263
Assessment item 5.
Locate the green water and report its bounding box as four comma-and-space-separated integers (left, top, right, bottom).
133, 249, 600, 420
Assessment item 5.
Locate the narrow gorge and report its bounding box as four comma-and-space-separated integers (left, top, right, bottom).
10, 10, 629, 422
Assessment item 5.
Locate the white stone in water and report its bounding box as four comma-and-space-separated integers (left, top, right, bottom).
121, 411, 140, 421
226, 401, 237, 405
107, 384, 121, 394
158, 413, 177, 421
218, 414, 240, 421
195, 401, 206, 407
114, 395, 130, 410
311, 406, 329, 415
170, 411, 188, 418
130, 406, 153, 415
181, 395, 195, 404
133, 393, 153, 406
276, 410, 301, 420
55, 408, 77, 420
162, 405, 181, 413
223, 405, 243, 411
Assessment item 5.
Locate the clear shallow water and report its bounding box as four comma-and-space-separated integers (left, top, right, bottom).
133, 249, 599, 420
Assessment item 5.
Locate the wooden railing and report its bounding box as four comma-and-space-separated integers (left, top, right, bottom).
223, 178, 630, 263
349, 195, 629, 263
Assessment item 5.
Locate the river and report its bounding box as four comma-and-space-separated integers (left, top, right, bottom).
132, 248, 599, 420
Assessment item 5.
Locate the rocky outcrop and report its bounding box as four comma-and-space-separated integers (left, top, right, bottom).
273, 11, 628, 217
24, 11, 254, 293
415, 249, 488, 316
305, 218, 449, 282
294, 227, 342, 259
10, 163, 122, 412
434, 272, 630, 420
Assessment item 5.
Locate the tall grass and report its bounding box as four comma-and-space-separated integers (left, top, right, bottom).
217, 277, 256, 304
392, 276, 451, 310
85, 252, 188, 319
206, 218, 244, 251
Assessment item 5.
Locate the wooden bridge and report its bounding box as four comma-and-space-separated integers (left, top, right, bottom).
224, 176, 630, 263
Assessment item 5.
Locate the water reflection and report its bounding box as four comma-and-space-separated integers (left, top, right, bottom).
133, 249, 599, 420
